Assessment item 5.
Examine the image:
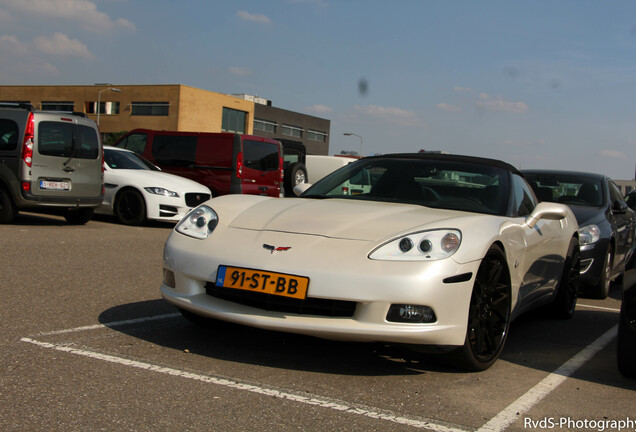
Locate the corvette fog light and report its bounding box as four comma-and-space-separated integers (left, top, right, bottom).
163, 269, 175, 288
387, 305, 436, 323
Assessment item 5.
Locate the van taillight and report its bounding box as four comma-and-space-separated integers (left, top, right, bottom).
22, 112, 34, 167
236, 152, 243, 178
279, 157, 284, 181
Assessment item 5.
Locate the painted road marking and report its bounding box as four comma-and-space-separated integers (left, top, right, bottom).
21, 314, 619, 432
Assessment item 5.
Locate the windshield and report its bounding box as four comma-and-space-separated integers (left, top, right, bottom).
302, 157, 510, 215
524, 173, 604, 207
104, 148, 160, 171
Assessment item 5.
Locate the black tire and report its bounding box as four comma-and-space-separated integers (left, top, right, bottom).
0, 186, 16, 224
589, 246, 612, 299
550, 236, 580, 319
64, 208, 94, 225
445, 244, 512, 371
617, 305, 636, 378
114, 189, 146, 226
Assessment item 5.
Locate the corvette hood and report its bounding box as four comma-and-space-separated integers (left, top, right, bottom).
227, 198, 465, 241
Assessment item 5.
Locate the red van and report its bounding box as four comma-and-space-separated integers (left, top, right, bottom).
113, 129, 282, 197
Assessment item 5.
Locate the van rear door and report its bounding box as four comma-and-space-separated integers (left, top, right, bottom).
30, 115, 102, 202
240, 137, 281, 197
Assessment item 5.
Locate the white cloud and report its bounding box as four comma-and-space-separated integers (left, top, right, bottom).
34, 32, 94, 59
0, 34, 28, 55
437, 103, 462, 112
0, 0, 135, 33
600, 150, 625, 158
228, 66, 253, 76
475, 95, 529, 113
306, 104, 333, 114
237, 10, 271, 24
453, 86, 473, 93
354, 105, 425, 127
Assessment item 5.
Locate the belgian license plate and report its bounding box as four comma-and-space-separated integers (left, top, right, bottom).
215, 265, 309, 300
40, 180, 71, 191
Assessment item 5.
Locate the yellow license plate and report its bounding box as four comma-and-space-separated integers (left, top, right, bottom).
215, 266, 309, 300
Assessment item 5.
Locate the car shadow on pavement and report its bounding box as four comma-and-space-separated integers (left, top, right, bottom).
98, 299, 453, 377
98, 299, 636, 387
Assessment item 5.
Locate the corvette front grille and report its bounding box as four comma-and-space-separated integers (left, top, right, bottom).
205, 283, 356, 317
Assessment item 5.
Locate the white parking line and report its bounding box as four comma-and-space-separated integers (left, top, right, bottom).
20, 315, 619, 432
477, 325, 618, 432
20, 335, 467, 432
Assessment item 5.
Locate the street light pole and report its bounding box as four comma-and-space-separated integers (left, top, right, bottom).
343, 132, 363, 157
97, 87, 121, 126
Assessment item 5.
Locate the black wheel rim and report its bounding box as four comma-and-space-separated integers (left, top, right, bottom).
468, 252, 511, 363
118, 191, 142, 223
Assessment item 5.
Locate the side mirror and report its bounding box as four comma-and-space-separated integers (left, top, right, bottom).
293, 183, 312, 197
525, 202, 569, 229
612, 200, 628, 214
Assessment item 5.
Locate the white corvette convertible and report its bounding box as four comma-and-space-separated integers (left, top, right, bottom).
97, 146, 211, 225
161, 153, 580, 371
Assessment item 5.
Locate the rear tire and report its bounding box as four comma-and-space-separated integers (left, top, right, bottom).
550, 237, 580, 319
444, 244, 511, 371
115, 189, 146, 226
0, 186, 16, 224
64, 208, 94, 225
617, 305, 636, 378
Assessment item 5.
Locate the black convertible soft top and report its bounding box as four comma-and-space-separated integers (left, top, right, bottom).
362, 153, 522, 176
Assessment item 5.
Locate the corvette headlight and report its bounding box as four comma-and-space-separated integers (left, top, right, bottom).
176, 205, 218, 239
579, 224, 600, 246
369, 229, 461, 261
145, 187, 179, 198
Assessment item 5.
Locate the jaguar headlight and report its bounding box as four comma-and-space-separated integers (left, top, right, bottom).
579, 224, 600, 246
144, 187, 179, 197
369, 229, 461, 261
176, 205, 218, 239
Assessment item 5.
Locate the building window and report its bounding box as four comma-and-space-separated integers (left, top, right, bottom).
222, 107, 246, 134
282, 124, 303, 138
85, 101, 120, 115
131, 102, 170, 116
307, 129, 327, 142
41, 101, 74, 112
254, 119, 277, 133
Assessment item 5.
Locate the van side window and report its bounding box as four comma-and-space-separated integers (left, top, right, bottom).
120, 132, 147, 155
152, 135, 197, 167
38, 121, 73, 157
0, 119, 19, 151
77, 124, 99, 159
243, 140, 279, 171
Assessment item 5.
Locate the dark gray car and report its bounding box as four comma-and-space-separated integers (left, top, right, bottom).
0, 103, 104, 224
523, 170, 635, 299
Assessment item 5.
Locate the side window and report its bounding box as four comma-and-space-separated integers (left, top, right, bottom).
38, 121, 73, 157
0, 119, 19, 151
512, 174, 537, 217
76, 125, 99, 159
119, 133, 147, 154
243, 140, 279, 171
152, 135, 197, 167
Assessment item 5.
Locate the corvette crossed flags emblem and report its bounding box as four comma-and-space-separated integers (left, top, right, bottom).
263, 244, 292, 254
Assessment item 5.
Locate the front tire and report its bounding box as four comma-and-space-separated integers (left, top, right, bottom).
114, 189, 146, 226
589, 247, 612, 299
550, 236, 580, 319
445, 244, 512, 371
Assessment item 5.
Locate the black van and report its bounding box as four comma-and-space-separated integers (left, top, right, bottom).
114, 129, 282, 197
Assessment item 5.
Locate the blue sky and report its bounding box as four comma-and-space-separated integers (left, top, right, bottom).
0, 0, 635, 180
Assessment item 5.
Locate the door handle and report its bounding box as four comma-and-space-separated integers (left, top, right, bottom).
63, 166, 75, 173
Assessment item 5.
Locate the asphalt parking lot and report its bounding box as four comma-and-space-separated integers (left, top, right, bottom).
2, 213, 634, 432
